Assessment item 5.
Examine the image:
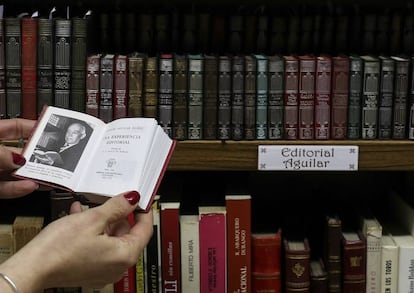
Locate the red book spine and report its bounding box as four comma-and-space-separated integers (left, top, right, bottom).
342, 231, 366, 293
252, 272, 281, 293
226, 195, 252, 293
114, 54, 128, 119
284, 238, 311, 293
331, 55, 350, 139
283, 55, 299, 139
114, 213, 136, 293
21, 17, 38, 119
199, 206, 227, 293
298, 55, 316, 139
314, 55, 332, 139
86, 54, 101, 117
160, 202, 181, 293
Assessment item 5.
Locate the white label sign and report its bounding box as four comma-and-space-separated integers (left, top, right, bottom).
258, 145, 359, 171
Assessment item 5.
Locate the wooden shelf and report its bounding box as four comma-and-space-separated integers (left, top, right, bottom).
168, 140, 414, 171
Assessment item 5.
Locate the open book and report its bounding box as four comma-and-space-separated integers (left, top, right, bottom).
14, 106, 176, 212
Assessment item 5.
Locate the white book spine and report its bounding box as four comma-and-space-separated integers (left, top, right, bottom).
380, 236, 398, 293
394, 235, 414, 292
365, 222, 382, 293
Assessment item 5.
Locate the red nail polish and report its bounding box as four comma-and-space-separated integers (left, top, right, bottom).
12, 153, 26, 166
124, 191, 140, 205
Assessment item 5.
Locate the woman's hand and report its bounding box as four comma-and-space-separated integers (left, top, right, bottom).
0, 191, 153, 291
0, 118, 39, 198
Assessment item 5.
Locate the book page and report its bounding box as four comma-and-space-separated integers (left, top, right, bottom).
14, 106, 105, 189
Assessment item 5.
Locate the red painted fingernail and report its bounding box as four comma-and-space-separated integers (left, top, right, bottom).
12, 152, 26, 166
124, 191, 140, 205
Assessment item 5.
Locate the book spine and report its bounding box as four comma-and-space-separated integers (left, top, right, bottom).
298, 55, 316, 139
378, 56, 395, 139
136, 252, 145, 293
172, 54, 188, 140
113, 55, 128, 119
331, 55, 350, 139
314, 55, 332, 140
143, 56, 158, 118
380, 236, 398, 293
203, 55, 218, 140
342, 232, 366, 293
391, 56, 410, 139
244, 55, 256, 140
267, 55, 284, 139
53, 18, 72, 109
5, 17, 22, 118
410, 56, 414, 140
199, 206, 227, 293
0, 18, 6, 119
283, 55, 299, 139
158, 54, 174, 137
310, 259, 328, 293
187, 54, 204, 139
361, 56, 380, 139
255, 54, 268, 139
37, 18, 54, 116
231, 55, 244, 140
347, 55, 363, 139
217, 55, 231, 140
100, 54, 115, 122
21, 17, 38, 120
284, 238, 311, 292
252, 272, 281, 293
127, 52, 145, 118
226, 195, 252, 293
85, 54, 101, 117
323, 215, 342, 293
70, 17, 87, 113
364, 222, 382, 293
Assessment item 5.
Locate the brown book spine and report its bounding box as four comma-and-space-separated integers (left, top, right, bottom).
172, 54, 188, 140
323, 215, 342, 293
331, 55, 350, 139
85, 54, 101, 117
0, 18, 5, 119
158, 53, 174, 137
314, 55, 332, 140
143, 56, 158, 118
378, 56, 395, 139
100, 54, 115, 122
21, 17, 38, 120
127, 52, 146, 118
203, 54, 218, 139
298, 55, 316, 139
283, 55, 299, 139
113, 54, 128, 119
284, 238, 311, 292
342, 231, 366, 293
244, 55, 256, 140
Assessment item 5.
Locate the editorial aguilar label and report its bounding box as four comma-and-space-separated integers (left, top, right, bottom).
257, 145, 359, 171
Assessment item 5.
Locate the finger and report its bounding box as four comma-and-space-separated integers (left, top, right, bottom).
128, 210, 153, 246
0, 118, 36, 140
70, 201, 84, 214
0, 180, 39, 198
0, 146, 27, 171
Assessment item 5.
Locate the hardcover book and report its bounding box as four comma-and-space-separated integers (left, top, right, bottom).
283, 55, 299, 139
310, 258, 328, 293
143, 56, 158, 119
0, 224, 14, 264
347, 55, 363, 139
380, 233, 398, 293
99, 54, 115, 123
323, 214, 342, 293
391, 56, 410, 139
231, 55, 244, 140
255, 54, 268, 139
113, 55, 128, 120
244, 55, 256, 140
158, 53, 174, 137
268, 55, 284, 139
85, 54, 101, 118
298, 55, 316, 139
172, 54, 188, 140
127, 52, 146, 118
217, 55, 231, 140
0, 18, 5, 119
331, 55, 349, 139
203, 54, 218, 140
389, 232, 414, 293
341, 231, 366, 293
199, 205, 227, 293
378, 56, 395, 139
410, 56, 414, 140
14, 105, 176, 212
187, 54, 204, 139
284, 237, 311, 293
314, 55, 332, 140
226, 194, 252, 293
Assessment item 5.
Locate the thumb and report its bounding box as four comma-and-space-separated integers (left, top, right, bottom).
96, 191, 140, 225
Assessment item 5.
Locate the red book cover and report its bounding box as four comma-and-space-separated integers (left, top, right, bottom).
160, 201, 181, 293
331, 55, 350, 139
342, 231, 366, 293
284, 237, 311, 293
226, 195, 252, 293
113, 54, 128, 119
252, 272, 281, 293
314, 55, 332, 140
283, 55, 299, 139
114, 213, 136, 293
86, 54, 102, 118
298, 55, 316, 140
21, 17, 38, 120
199, 205, 227, 293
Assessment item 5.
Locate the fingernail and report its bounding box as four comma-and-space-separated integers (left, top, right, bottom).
12, 152, 26, 166
124, 191, 140, 205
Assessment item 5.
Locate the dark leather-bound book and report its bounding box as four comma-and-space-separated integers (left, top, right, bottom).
54, 18, 72, 109
197, 12, 211, 53
284, 237, 311, 293
269, 15, 287, 55
127, 52, 146, 118
158, 53, 173, 137
268, 55, 284, 139
5, 17, 22, 118
155, 14, 170, 53
256, 15, 268, 54
361, 14, 376, 54
283, 55, 299, 139
85, 53, 101, 118
323, 214, 342, 293
378, 56, 395, 139
137, 13, 154, 53
314, 55, 332, 140
361, 55, 380, 139
21, 16, 38, 120
210, 13, 226, 55
228, 15, 243, 54
203, 54, 218, 139
409, 56, 414, 140
187, 54, 203, 139
391, 56, 410, 139
124, 12, 136, 53
217, 55, 231, 140
244, 55, 256, 140
70, 17, 88, 113
255, 54, 268, 139
0, 18, 5, 118
347, 55, 363, 139
331, 55, 349, 140
334, 13, 349, 55
375, 14, 390, 55
298, 54, 316, 140
231, 55, 244, 140
113, 54, 128, 119
37, 17, 54, 115
182, 14, 196, 53
286, 14, 300, 54
172, 54, 188, 140
402, 12, 414, 55
310, 259, 328, 293
143, 56, 158, 118
390, 12, 402, 56
342, 231, 366, 293
99, 54, 114, 122
299, 14, 313, 55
